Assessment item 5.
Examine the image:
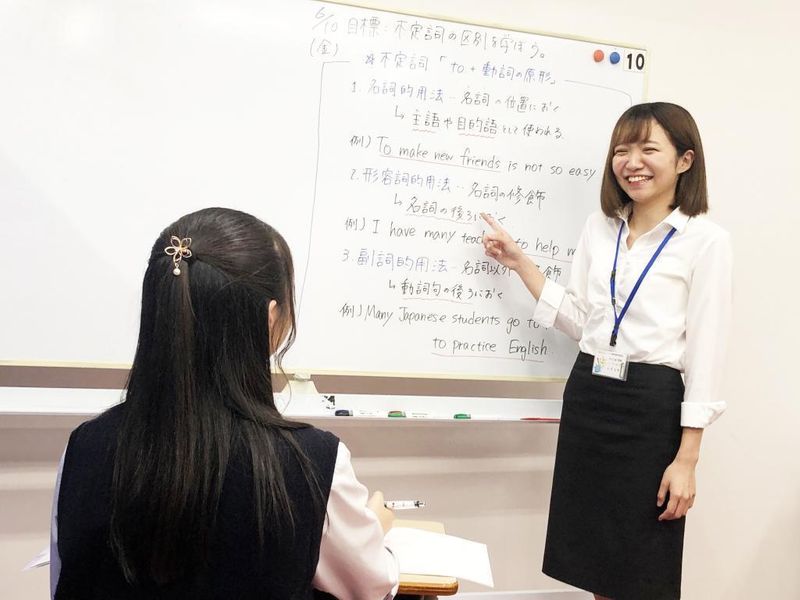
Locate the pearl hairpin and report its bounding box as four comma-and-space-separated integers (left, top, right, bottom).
164, 236, 192, 276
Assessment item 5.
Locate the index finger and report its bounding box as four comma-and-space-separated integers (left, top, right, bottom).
480, 212, 502, 231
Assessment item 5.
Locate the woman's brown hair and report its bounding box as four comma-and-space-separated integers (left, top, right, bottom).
600, 102, 708, 217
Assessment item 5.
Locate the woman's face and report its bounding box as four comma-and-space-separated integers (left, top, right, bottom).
611, 120, 693, 210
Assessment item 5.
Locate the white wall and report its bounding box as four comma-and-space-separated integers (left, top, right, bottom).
2, 1, 800, 598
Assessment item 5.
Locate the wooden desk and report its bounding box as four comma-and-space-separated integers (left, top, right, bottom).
394, 520, 459, 598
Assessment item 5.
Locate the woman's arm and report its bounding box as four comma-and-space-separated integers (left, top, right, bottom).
313, 442, 398, 600
657, 229, 733, 521
657, 427, 703, 521
681, 230, 734, 427
481, 212, 592, 341
50, 449, 66, 599
481, 212, 547, 299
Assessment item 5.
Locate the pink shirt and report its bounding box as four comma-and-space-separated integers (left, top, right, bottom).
314, 442, 399, 599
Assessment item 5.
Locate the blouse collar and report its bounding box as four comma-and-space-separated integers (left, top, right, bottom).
617, 204, 691, 234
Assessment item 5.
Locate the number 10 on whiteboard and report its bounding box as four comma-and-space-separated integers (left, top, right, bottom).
624, 50, 647, 72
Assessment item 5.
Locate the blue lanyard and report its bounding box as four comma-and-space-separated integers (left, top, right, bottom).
609, 222, 677, 347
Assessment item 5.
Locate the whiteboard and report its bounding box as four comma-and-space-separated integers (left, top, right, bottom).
0, 0, 646, 381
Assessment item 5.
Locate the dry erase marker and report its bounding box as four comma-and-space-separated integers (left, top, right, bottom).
384, 500, 426, 510
334, 409, 352, 416
456, 413, 504, 420
355, 409, 383, 417
387, 410, 406, 418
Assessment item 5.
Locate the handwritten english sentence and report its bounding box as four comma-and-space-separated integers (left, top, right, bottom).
336, 302, 550, 362
348, 138, 597, 181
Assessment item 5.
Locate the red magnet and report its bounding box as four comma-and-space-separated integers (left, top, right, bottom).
593, 49, 605, 62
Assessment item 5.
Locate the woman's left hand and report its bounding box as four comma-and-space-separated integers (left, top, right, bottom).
656, 458, 697, 521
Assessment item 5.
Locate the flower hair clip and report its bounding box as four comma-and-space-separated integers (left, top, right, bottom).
164, 236, 192, 276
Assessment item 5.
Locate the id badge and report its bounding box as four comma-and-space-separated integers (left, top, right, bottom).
592, 350, 629, 381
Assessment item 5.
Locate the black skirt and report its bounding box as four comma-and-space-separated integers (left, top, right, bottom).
543, 352, 686, 600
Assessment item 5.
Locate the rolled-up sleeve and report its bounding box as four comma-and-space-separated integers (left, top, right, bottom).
532, 220, 592, 341
681, 230, 733, 428
313, 442, 399, 600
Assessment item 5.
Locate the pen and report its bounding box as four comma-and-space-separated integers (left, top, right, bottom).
384, 499, 426, 510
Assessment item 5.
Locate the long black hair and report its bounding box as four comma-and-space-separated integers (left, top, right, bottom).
110, 207, 322, 584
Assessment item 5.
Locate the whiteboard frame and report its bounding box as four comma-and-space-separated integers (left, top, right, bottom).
0, 1, 649, 386
320, 0, 651, 96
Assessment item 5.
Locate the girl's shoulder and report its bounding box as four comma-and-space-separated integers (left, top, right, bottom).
68, 402, 125, 445
290, 425, 341, 453
685, 213, 731, 243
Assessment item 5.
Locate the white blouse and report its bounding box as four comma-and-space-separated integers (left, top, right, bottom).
533, 207, 733, 428
50, 441, 399, 600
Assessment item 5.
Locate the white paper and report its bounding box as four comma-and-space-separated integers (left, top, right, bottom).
23, 546, 50, 571
385, 527, 494, 588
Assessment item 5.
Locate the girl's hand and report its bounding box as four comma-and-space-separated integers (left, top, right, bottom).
657, 458, 697, 521
366, 490, 395, 534
480, 213, 527, 271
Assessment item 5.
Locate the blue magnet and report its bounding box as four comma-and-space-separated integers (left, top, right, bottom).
609, 51, 621, 65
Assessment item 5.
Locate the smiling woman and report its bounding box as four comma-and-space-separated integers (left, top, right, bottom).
480, 102, 732, 600
602, 103, 708, 221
